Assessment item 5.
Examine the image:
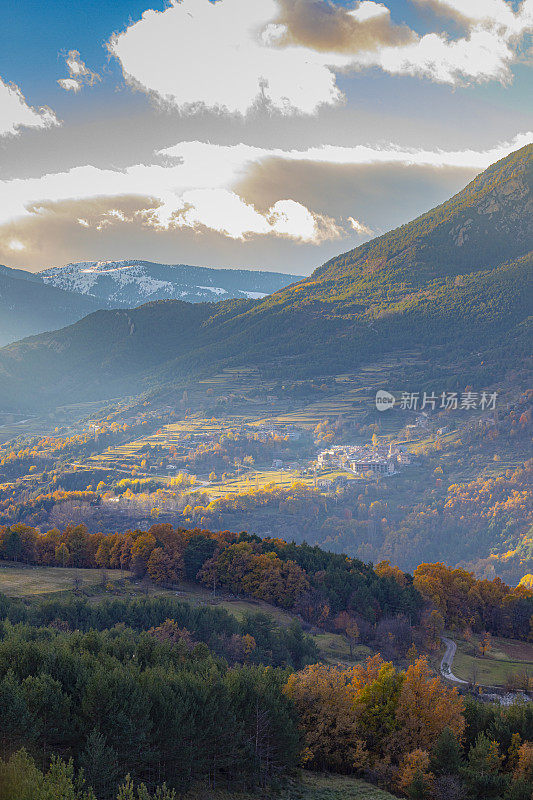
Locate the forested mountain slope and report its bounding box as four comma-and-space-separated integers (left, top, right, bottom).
0, 300, 221, 408
0, 144, 530, 410
0, 266, 102, 347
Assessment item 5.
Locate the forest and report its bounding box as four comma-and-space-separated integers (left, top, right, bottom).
0, 588, 532, 799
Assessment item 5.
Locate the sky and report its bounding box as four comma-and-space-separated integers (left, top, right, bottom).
0, 0, 531, 275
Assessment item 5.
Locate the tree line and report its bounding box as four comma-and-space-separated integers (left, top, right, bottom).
1, 522, 532, 641
0, 523, 422, 627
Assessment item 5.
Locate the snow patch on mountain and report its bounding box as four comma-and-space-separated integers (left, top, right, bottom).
38, 260, 301, 309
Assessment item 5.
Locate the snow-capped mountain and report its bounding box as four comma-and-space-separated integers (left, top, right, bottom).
39, 261, 302, 307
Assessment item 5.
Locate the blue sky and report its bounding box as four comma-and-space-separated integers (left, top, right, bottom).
0, 0, 531, 272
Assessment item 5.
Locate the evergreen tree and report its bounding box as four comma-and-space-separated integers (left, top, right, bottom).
463, 733, 506, 799
79, 729, 120, 800
0, 670, 33, 754
430, 726, 462, 776
504, 778, 533, 800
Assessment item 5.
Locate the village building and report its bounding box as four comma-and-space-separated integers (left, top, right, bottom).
349, 457, 396, 476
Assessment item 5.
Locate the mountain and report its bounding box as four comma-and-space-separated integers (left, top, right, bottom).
0, 258, 301, 352
0, 265, 102, 348
39, 260, 303, 307
0, 144, 531, 410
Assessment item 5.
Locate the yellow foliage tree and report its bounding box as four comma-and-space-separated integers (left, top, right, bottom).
396, 749, 432, 795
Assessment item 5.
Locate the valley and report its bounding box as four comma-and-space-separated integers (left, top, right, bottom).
0, 144, 531, 800
0, 349, 530, 583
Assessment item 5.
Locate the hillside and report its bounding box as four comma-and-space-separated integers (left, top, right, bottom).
0, 266, 102, 347
39, 260, 303, 306
0, 299, 220, 409
0, 259, 301, 351
313, 142, 532, 284
0, 144, 530, 410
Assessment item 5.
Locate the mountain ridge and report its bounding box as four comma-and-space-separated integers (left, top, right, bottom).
0, 260, 302, 348
38, 260, 304, 307
0, 144, 531, 410
0, 268, 103, 348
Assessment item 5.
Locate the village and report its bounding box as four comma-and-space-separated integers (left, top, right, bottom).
315, 441, 411, 478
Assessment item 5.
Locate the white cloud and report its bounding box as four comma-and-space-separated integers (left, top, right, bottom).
351, 2, 390, 24
0, 77, 58, 137
0, 132, 529, 246
58, 50, 101, 93
353, 29, 516, 84
108, 0, 533, 118
348, 217, 374, 236
109, 0, 341, 115
7, 239, 26, 251
58, 78, 81, 93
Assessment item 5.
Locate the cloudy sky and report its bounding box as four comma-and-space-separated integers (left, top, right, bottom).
1, 0, 531, 274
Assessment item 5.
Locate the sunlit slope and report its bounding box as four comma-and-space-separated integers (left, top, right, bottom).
0, 145, 530, 409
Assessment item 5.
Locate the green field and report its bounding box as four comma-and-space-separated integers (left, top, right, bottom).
0, 563, 132, 597
183, 771, 395, 799
451, 634, 533, 687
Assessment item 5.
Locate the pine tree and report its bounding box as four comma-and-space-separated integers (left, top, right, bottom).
79, 729, 120, 800
430, 726, 462, 776
463, 733, 506, 799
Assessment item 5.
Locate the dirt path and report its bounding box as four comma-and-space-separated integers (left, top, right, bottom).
440, 636, 467, 683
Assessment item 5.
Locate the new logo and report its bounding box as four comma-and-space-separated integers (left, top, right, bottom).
375, 390, 395, 411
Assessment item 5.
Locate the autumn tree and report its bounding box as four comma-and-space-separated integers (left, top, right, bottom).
478, 631, 492, 657
284, 663, 365, 772
334, 611, 360, 658
129, 533, 156, 577
396, 749, 432, 796
394, 658, 465, 755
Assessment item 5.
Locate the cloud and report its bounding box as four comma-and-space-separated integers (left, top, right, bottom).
0, 157, 338, 245
270, 0, 415, 53
109, 0, 342, 115
108, 0, 533, 118
0, 132, 529, 262
352, 28, 517, 84
414, 0, 533, 36
7, 238, 26, 252
0, 77, 58, 137
58, 50, 101, 93
58, 78, 82, 93
348, 217, 374, 236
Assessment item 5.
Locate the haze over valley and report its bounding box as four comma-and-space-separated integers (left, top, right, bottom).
1, 2, 532, 799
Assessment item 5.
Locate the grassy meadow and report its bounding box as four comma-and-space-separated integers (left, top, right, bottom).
450, 634, 533, 687
182, 771, 396, 799
0, 562, 131, 597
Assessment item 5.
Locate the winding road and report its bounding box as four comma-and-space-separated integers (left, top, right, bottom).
440, 636, 467, 684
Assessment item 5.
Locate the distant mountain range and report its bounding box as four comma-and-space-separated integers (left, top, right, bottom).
39, 261, 303, 307
0, 261, 301, 347
0, 143, 531, 410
